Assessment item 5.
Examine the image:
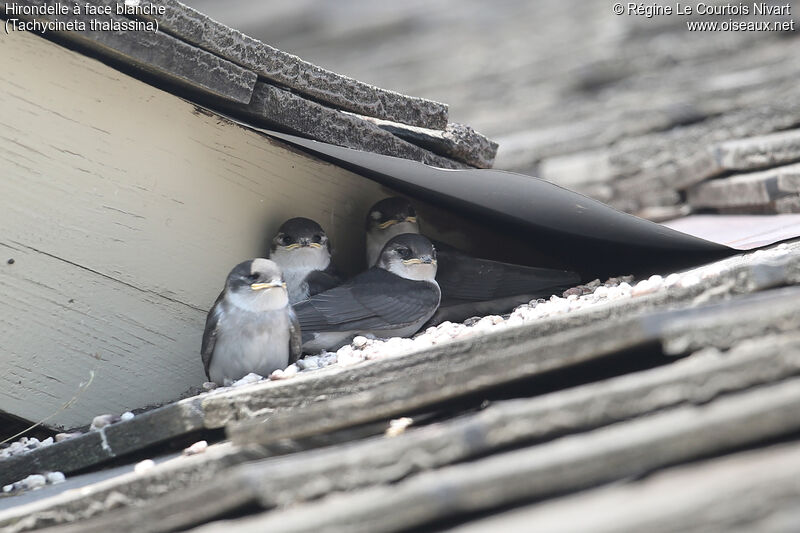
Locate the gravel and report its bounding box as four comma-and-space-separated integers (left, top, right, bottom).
2, 471, 65, 495
0, 437, 54, 460
243, 243, 794, 383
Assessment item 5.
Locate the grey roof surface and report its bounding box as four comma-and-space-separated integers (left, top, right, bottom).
1, 240, 799, 532
202, 0, 800, 218
8, 0, 496, 169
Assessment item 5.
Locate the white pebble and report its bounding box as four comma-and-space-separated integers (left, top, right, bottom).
506, 315, 524, 327
120, 411, 135, 422
352, 336, 368, 348
632, 279, 656, 296
55, 432, 81, 443
46, 471, 65, 484
202, 381, 218, 391
90, 414, 119, 431
231, 373, 264, 387
664, 273, 681, 287
385, 417, 413, 437
679, 273, 701, 288
134, 459, 155, 474
594, 286, 609, 298
26, 474, 47, 490
183, 440, 208, 456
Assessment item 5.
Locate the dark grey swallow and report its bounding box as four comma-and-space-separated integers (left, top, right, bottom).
293, 233, 440, 353
365, 197, 581, 323
201, 258, 302, 385
365, 197, 419, 267
269, 217, 341, 304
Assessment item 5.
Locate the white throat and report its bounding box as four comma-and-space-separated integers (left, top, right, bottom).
384, 261, 437, 282
271, 246, 330, 302
366, 221, 420, 266
226, 286, 288, 312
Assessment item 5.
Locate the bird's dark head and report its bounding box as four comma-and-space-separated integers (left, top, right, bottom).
270, 217, 331, 271
376, 233, 437, 282
271, 217, 330, 253
365, 197, 419, 235
224, 258, 288, 310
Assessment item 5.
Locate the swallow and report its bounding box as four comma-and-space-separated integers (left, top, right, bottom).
201, 259, 302, 385
269, 217, 341, 304
293, 233, 440, 353
365, 197, 581, 322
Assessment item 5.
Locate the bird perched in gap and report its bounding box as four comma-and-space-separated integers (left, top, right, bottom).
365, 197, 582, 323
201, 258, 301, 385
269, 217, 341, 304
365, 197, 420, 267
294, 233, 440, 353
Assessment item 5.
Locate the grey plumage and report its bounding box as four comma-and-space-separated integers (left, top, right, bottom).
202, 258, 301, 385
365, 197, 582, 323
270, 217, 341, 304
294, 233, 441, 353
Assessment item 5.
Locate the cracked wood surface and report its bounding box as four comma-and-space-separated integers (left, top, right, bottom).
3, 329, 799, 532
448, 440, 800, 533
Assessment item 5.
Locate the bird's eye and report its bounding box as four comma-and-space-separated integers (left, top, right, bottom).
396, 247, 412, 260
247, 273, 260, 282
312, 234, 322, 244
370, 211, 382, 220
280, 235, 292, 246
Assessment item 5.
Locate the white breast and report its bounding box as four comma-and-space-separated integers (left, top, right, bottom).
208, 307, 291, 385
271, 247, 330, 304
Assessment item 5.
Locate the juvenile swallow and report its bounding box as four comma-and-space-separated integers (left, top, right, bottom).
365, 197, 581, 322
294, 233, 440, 353
270, 217, 341, 304
365, 197, 419, 267
201, 259, 301, 385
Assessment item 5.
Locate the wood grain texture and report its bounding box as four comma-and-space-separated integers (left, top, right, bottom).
0, 30, 394, 429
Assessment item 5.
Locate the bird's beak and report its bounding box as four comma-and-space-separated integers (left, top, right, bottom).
378, 215, 416, 229
403, 256, 436, 266
287, 239, 322, 249
250, 281, 286, 291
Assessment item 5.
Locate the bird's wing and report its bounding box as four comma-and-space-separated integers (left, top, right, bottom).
305, 267, 342, 297
435, 247, 581, 302
200, 291, 225, 380
294, 268, 440, 334
287, 306, 303, 364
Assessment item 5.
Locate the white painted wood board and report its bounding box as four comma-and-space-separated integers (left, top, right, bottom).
0, 30, 396, 429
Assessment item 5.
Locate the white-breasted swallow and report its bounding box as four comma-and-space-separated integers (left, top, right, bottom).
293, 233, 440, 353
201, 259, 301, 385
270, 217, 341, 304
365, 197, 581, 322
